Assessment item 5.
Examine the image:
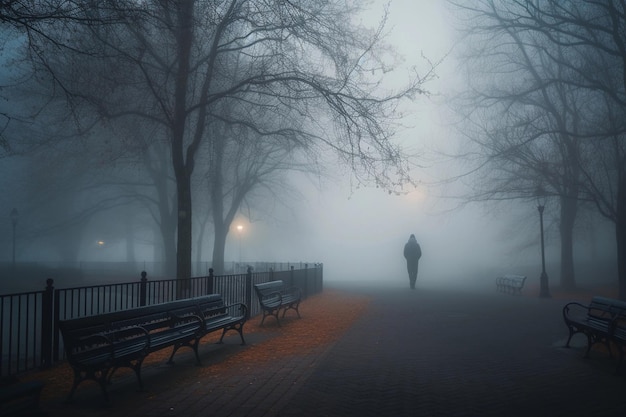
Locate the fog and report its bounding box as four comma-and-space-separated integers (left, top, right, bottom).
222, 0, 618, 292
0, 0, 619, 294
230, 0, 505, 283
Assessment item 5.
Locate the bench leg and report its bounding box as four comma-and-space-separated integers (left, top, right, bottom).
66, 368, 111, 404
583, 333, 593, 358
281, 301, 301, 319
259, 311, 268, 326
606, 340, 614, 359
616, 346, 624, 375
167, 341, 202, 366
64, 370, 82, 404
114, 358, 146, 391
564, 327, 576, 348
218, 324, 246, 345
260, 309, 281, 327
134, 364, 144, 391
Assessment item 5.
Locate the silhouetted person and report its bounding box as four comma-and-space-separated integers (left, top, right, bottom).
403, 234, 422, 289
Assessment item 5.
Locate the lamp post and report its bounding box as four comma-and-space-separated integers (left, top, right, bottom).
536, 189, 551, 298
236, 224, 243, 263
10, 208, 18, 273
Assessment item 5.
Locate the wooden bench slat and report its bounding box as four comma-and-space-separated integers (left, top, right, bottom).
59, 294, 247, 403
253, 280, 302, 326
562, 296, 626, 374
495, 275, 526, 295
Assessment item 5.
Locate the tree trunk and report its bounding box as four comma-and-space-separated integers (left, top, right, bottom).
559, 195, 577, 290
617, 171, 626, 300
176, 178, 193, 295
161, 218, 177, 279
211, 223, 227, 275
172, 0, 194, 297
210, 160, 226, 275
124, 212, 136, 263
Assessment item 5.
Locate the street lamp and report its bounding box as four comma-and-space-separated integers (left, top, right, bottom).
10, 208, 18, 273
535, 188, 551, 298
236, 224, 243, 263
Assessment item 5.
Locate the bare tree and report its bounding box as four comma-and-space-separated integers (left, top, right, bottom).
450, 0, 592, 290
206, 112, 315, 274
450, 0, 626, 298
486, 0, 626, 300
15, 1, 430, 286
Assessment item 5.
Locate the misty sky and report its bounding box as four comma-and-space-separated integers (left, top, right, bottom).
221, 0, 620, 292
2, 1, 615, 291
223, 1, 545, 289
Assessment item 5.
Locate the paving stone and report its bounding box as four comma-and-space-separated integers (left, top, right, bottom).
42, 286, 626, 417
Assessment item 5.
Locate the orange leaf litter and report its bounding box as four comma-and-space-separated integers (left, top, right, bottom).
21, 289, 370, 402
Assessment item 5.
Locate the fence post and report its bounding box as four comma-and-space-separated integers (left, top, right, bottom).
304, 263, 309, 298
318, 263, 324, 293
245, 266, 253, 319
40, 278, 54, 369
208, 268, 214, 295
140, 271, 148, 306
290, 265, 295, 288
52, 286, 61, 362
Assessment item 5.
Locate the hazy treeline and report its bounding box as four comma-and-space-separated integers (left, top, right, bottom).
0, 1, 431, 279
448, 0, 626, 299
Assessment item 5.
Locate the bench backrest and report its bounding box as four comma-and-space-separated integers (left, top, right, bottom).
500, 275, 526, 284
195, 296, 230, 321
253, 280, 285, 303
503, 274, 525, 280
58, 319, 110, 346
588, 296, 626, 320
254, 280, 284, 295
614, 311, 626, 342
60, 294, 225, 339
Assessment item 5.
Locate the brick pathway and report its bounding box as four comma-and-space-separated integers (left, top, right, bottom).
279, 287, 626, 417
39, 285, 626, 417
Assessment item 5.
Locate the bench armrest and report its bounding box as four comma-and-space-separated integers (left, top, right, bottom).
113, 326, 150, 348
563, 301, 587, 311
562, 301, 590, 321
171, 313, 205, 336
63, 333, 115, 366
562, 301, 616, 324
171, 313, 203, 327
612, 321, 626, 345
71, 333, 113, 349
114, 326, 149, 340
263, 290, 282, 298
283, 287, 302, 299
224, 303, 248, 319
260, 291, 283, 303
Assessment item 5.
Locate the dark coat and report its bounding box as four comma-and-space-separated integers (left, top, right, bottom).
404, 238, 422, 266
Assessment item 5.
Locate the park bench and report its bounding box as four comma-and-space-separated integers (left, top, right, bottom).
613, 311, 626, 373
495, 274, 527, 295
562, 296, 626, 372
59, 294, 247, 402
253, 280, 302, 326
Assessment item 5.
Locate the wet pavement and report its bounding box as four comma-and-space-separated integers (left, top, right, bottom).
40, 284, 626, 416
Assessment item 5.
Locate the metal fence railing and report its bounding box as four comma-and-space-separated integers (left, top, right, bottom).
0, 263, 323, 377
